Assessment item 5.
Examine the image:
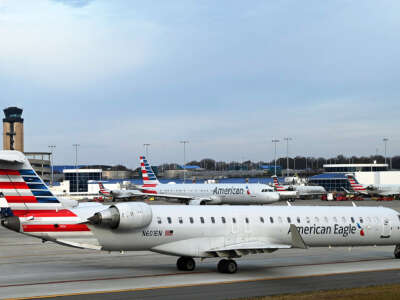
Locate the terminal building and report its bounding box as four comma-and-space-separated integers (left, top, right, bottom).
308, 163, 399, 192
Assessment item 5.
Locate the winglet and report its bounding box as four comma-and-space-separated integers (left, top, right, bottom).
290, 224, 308, 249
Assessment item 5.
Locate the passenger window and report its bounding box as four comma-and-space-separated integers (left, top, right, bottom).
157, 217, 162, 224
260, 217, 264, 223
306, 217, 310, 224
270, 217, 274, 223
178, 217, 183, 224
341, 217, 346, 223
232, 217, 236, 224
200, 217, 205, 224
359, 217, 363, 224
297, 217, 301, 223
278, 217, 283, 223
245, 217, 249, 224
367, 217, 371, 223
167, 217, 172, 224
324, 216, 329, 223
222, 217, 226, 224
190, 217, 194, 224
333, 217, 338, 223
351, 217, 355, 223
211, 217, 215, 224
287, 217, 291, 223
314, 217, 319, 223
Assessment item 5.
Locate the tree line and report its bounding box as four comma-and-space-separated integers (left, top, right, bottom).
157, 155, 400, 171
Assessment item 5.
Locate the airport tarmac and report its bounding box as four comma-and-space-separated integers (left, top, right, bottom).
2, 200, 400, 299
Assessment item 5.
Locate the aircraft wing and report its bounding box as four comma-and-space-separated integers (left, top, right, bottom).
207, 225, 308, 257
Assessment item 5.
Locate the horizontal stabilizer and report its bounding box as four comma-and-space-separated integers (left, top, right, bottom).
0, 152, 25, 164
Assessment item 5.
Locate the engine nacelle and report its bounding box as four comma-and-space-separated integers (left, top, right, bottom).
88, 202, 152, 231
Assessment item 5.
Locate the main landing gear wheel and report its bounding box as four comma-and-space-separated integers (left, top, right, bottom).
177, 257, 196, 271
217, 259, 237, 274
394, 245, 400, 259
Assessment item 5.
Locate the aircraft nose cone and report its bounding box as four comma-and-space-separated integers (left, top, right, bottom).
1, 216, 21, 232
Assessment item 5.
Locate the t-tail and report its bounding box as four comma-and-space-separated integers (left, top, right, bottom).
98, 182, 111, 197
345, 174, 367, 194
0, 151, 64, 218
271, 175, 287, 192
140, 156, 160, 187
0, 150, 90, 237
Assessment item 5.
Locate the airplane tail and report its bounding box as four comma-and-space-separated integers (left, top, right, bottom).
0, 151, 63, 217
98, 182, 111, 197
345, 174, 367, 193
271, 175, 286, 192
140, 156, 160, 186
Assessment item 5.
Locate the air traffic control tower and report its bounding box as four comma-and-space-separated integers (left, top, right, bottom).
3, 106, 24, 152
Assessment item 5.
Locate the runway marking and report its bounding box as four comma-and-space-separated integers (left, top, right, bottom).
8, 267, 400, 300
0, 257, 395, 288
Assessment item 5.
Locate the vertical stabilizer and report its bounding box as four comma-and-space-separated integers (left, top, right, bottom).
140, 156, 160, 186
0, 151, 63, 217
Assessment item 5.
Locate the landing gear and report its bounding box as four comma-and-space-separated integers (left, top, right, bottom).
176, 256, 196, 271
217, 259, 237, 274
394, 245, 400, 259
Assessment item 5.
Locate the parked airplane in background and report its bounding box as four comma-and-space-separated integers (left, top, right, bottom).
99, 156, 281, 205
98, 182, 144, 200
346, 174, 400, 197
272, 175, 326, 199
2, 151, 400, 274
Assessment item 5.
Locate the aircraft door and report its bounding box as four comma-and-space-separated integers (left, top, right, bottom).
381, 217, 391, 238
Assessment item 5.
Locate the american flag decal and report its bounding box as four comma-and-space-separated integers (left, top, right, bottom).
165, 230, 174, 236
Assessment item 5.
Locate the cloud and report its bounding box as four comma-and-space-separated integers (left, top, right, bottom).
51, 0, 93, 8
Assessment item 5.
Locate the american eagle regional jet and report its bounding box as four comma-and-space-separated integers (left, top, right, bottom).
346, 174, 400, 197
2, 151, 400, 274
272, 175, 326, 198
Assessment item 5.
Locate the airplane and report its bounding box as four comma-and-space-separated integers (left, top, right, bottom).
272, 175, 326, 199
2, 151, 400, 274
98, 182, 111, 198
98, 182, 144, 201
103, 156, 281, 205
346, 174, 400, 197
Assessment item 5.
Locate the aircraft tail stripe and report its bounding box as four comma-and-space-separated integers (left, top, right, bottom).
22, 224, 90, 232
13, 209, 77, 217
0, 182, 29, 189
0, 169, 20, 176
5, 196, 37, 203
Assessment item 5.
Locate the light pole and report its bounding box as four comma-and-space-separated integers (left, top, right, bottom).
180, 141, 189, 183
272, 139, 280, 176
383, 138, 389, 166
143, 143, 150, 158
48, 145, 56, 186
73, 144, 80, 193
283, 137, 292, 176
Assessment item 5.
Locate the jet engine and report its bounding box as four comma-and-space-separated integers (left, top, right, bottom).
88, 202, 152, 230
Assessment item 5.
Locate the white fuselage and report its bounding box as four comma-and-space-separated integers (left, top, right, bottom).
146, 183, 279, 204
368, 185, 400, 196
20, 204, 400, 258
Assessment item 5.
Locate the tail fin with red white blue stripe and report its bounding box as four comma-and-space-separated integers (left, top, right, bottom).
272, 175, 287, 192
140, 156, 160, 186
0, 151, 63, 218
98, 182, 111, 197
346, 174, 368, 194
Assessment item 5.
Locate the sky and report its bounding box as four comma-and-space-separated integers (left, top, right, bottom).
0, 0, 399, 167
